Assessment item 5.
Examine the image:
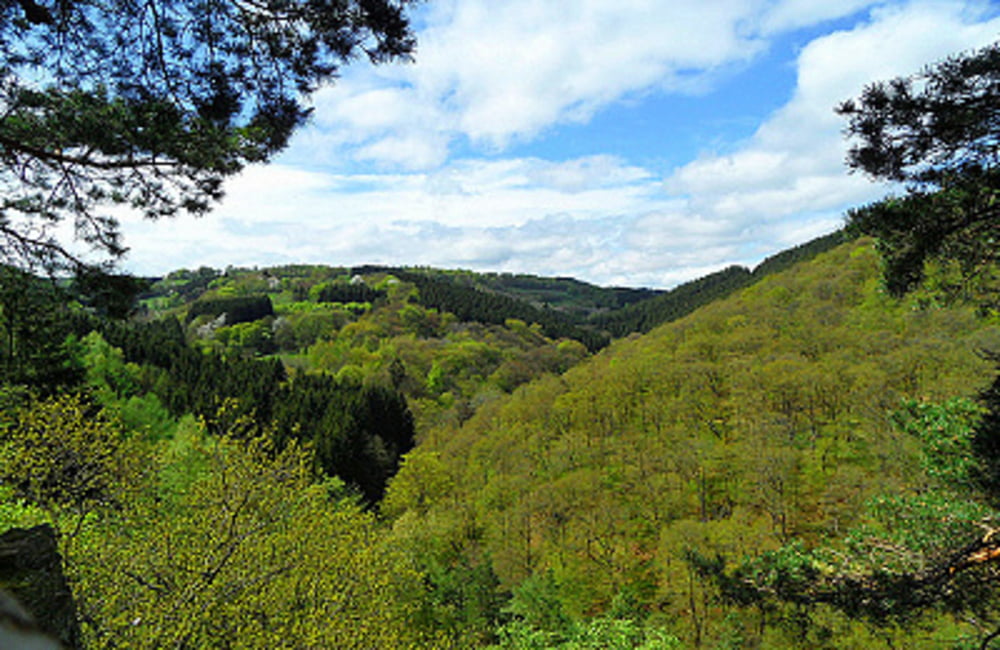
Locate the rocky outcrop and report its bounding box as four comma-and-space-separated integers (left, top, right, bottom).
0, 525, 81, 649
0, 588, 61, 649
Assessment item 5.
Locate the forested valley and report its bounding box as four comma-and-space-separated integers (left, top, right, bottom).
2, 15, 1000, 650
4, 229, 1000, 648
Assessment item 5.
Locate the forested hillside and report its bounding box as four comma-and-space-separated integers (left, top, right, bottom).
137, 228, 846, 361
132, 265, 595, 436
118, 233, 842, 442
3, 231, 996, 648
2, 33, 1000, 650
383, 238, 1000, 647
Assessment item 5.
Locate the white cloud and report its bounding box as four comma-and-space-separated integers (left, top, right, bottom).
300, 0, 892, 169
116, 150, 824, 288
526, 155, 653, 192
292, 0, 937, 173
663, 1, 1000, 251
757, 0, 883, 34
117, 156, 668, 275
355, 133, 450, 170
426, 0, 764, 147
113, 1, 1000, 291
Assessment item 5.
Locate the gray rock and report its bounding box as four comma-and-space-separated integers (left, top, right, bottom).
0, 525, 81, 649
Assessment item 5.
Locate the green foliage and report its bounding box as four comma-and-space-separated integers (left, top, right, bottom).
77, 315, 415, 504
273, 304, 351, 352
386, 239, 1000, 646
186, 294, 274, 325
847, 172, 1000, 299
156, 267, 221, 301
212, 319, 276, 357
80, 330, 142, 400
273, 373, 416, 503
65, 420, 440, 648
114, 393, 175, 443
694, 394, 1000, 645
70, 270, 149, 319
154, 268, 588, 406
353, 264, 660, 323
0, 393, 146, 517
388, 501, 508, 646
701, 489, 1000, 629
283, 282, 592, 432
313, 280, 386, 304
841, 491, 994, 575
0, 265, 81, 390
505, 571, 577, 634
892, 398, 983, 492
972, 365, 1000, 502
421, 551, 508, 644
78, 330, 176, 440
489, 617, 681, 650
0, 485, 49, 532
453, 269, 660, 317
352, 266, 610, 351
139, 252, 904, 447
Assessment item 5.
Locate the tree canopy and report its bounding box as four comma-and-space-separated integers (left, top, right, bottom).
664, 44, 1000, 642
0, 0, 415, 271
840, 40, 1000, 297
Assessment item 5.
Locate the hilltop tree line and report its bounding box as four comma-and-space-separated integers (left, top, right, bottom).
352, 235, 851, 350
593, 230, 852, 337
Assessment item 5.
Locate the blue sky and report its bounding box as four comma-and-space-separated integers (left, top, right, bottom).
114, 0, 1000, 288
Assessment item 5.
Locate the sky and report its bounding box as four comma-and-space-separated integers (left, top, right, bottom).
114, 0, 1000, 289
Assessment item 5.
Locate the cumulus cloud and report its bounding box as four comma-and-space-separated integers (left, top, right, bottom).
662, 1, 1000, 251
756, 0, 883, 34
115, 1, 1000, 290
298, 0, 887, 169
117, 151, 822, 287
417, 0, 763, 148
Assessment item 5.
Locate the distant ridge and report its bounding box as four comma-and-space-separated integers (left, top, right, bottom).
590, 229, 852, 337
350, 265, 613, 351
138, 229, 852, 352
351, 229, 852, 345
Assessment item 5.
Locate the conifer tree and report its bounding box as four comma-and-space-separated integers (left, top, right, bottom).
0, 0, 415, 271
840, 41, 1000, 296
